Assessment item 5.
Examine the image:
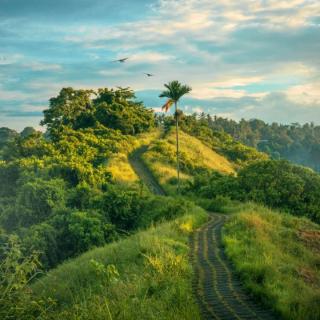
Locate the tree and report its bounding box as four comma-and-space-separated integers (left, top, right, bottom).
20, 127, 36, 138
159, 81, 191, 193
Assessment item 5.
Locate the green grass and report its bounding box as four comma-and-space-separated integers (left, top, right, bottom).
32, 206, 208, 320
223, 203, 320, 320
142, 128, 235, 194
106, 129, 161, 184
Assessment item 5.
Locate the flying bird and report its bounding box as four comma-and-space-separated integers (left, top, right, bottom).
144, 73, 154, 77
112, 57, 129, 63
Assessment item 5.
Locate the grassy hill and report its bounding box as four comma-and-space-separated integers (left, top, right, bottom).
141, 128, 236, 194
32, 205, 207, 320
1, 86, 319, 320
106, 129, 161, 185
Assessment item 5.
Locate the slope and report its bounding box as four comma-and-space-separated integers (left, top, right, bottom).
31, 204, 207, 319
141, 128, 236, 194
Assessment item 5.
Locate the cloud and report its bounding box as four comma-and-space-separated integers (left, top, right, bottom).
27, 62, 62, 71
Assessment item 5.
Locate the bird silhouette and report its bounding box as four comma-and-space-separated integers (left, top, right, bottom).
144, 73, 154, 77
112, 57, 129, 63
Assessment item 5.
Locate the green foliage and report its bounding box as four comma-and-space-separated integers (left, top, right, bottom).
100, 187, 141, 231
41, 87, 154, 137
32, 207, 207, 320
186, 171, 241, 199
178, 114, 268, 166
52, 210, 108, 258
20, 223, 59, 270
20, 127, 37, 138
223, 204, 320, 320
16, 178, 66, 227
0, 235, 54, 319
239, 160, 320, 223
187, 160, 320, 223
159, 80, 192, 103
0, 127, 18, 149
208, 117, 320, 171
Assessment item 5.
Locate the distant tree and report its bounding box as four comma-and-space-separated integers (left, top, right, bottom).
0, 128, 18, 148
20, 127, 37, 138
159, 81, 192, 193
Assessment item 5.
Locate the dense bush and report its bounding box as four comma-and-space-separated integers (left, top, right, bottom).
239, 160, 320, 222
187, 160, 320, 223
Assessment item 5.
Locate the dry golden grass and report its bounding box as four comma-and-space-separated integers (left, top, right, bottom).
166, 129, 235, 175
141, 128, 235, 194
106, 129, 161, 184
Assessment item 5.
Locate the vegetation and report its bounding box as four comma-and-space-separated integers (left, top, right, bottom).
1, 85, 319, 320
32, 206, 207, 320
185, 159, 320, 223
191, 114, 320, 171
0, 235, 54, 319
175, 113, 268, 166
223, 203, 320, 320
41, 87, 154, 137
142, 127, 235, 194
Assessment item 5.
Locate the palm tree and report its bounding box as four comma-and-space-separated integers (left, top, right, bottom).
159, 80, 192, 193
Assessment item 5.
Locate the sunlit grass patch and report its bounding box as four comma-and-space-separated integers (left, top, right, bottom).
141, 128, 235, 195
106, 129, 161, 184
223, 203, 320, 320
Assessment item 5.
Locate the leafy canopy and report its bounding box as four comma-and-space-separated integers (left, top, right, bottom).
41, 87, 155, 137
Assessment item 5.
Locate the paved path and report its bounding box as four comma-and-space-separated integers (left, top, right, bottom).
190, 214, 277, 320
128, 146, 277, 320
128, 145, 166, 196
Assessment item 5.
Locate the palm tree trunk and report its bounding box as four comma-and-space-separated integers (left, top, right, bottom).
175, 101, 180, 194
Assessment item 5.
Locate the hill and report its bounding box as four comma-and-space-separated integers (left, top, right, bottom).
32, 205, 207, 320
141, 128, 236, 194
1, 86, 320, 320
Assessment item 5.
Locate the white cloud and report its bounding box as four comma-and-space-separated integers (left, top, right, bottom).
26, 62, 62, 71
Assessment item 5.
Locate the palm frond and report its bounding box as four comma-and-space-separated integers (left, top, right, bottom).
159, 81, 192, 103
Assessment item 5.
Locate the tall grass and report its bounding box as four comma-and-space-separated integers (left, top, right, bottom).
106, 129, 161, 184
32, 206, 208, 319
223, 203, 320, 320
142, 128, 235, 195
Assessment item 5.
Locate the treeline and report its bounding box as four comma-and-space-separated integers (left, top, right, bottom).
181, 113, 320, 171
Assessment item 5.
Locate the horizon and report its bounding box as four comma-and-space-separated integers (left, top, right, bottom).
1, 0, 320, 130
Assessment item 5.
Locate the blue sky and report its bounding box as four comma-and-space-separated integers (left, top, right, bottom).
0, 0, 320, 130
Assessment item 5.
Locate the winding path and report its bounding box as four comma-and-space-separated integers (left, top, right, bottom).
128, 146, 277, 320
190, 214, 277, 320
129, 145, 166, 196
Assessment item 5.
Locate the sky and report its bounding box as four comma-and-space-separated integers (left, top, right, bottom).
0, 0, 320, 131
